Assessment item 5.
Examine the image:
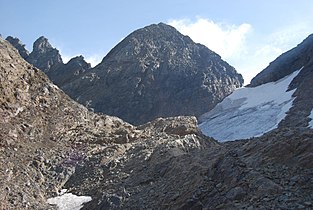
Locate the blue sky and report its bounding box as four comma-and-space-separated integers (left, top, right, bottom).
1, 0, 313, 83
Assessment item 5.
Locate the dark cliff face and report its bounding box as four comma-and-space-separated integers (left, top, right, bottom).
65, 23, 244, 125
26, 36, 63, 73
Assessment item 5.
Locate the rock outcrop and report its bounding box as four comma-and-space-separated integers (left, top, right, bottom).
5, 36, 29, 59
26, 36, 63, 73
62, 23, 243, 125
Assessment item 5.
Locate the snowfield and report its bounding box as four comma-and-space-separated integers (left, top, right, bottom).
47, 192, 92, 210
199, 69, 301, 142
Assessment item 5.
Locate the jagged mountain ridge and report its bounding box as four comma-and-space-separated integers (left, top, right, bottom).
2, 30, 313, 210
7, 23, 244, 125
5, 36, 92, 90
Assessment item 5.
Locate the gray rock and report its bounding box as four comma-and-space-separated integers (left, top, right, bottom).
225, 186, 246, 200
5, 36, 29, 59
26, 36, 63, 73
49, 55, 91, 88
2, 28, 313, 210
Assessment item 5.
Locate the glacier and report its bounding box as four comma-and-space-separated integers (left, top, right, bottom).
199, 70, 301, 142
47, 192, 92, 210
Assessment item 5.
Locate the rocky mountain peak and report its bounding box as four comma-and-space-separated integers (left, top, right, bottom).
33, 36, 53, 52
5, 36, 29, 59
101, 22, 220, 71
71, 23, 243, 125
67, 55, 91, 69
27, 36, 63, 72
129, 22, 193, 43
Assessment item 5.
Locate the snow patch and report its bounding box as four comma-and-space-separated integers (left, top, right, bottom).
309, 109, 313, 128
47, 193, 92, 210
199, 69, 301, 142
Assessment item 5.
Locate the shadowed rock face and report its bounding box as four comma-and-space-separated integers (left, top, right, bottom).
62, 23, 243, 125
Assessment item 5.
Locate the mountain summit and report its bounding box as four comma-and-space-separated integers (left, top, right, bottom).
62, 23, 244, 125
26, 36, 63, 73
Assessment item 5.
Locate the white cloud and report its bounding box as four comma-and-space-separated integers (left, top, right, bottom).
53, 41, 104, 67
55, 48, 103, 67
85, 54, 103, 67
240, 23, 312, 84
168, 18, 251, 59
167, 18, 312, 85
61, 54, 72, 64
268, 22, 312, 48
168, 18, 255, 84
233, 45, 283, 84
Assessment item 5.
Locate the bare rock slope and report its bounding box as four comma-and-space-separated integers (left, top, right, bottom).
0, 36, 134, 209
5, 36, 92, 92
